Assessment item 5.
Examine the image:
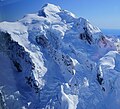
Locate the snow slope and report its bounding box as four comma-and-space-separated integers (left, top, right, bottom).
0, 3, 120, 109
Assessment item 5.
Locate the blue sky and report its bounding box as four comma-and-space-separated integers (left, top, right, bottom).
0, 0, 120, 29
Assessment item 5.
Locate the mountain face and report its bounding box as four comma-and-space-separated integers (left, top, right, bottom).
0, 3, 120, 109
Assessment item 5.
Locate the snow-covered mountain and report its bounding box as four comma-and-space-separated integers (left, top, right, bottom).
0, 3, 120, 109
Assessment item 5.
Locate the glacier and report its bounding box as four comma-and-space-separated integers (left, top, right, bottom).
0, 3, 120, 109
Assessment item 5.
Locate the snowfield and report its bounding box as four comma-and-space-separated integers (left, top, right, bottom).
0, 3, 120, 109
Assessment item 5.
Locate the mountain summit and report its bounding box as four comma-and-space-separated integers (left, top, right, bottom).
0, 3, 120, 109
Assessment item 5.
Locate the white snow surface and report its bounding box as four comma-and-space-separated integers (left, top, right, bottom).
0, 3, 120, 109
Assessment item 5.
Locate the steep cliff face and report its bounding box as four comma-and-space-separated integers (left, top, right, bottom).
0, 3, 119, 109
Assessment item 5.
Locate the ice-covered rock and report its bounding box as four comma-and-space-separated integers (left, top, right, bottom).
0, 3, 119, 109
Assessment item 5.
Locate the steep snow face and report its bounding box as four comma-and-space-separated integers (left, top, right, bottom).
96, 51, 120, 109
38, 3, 61, 16
38, 3, 62, 22
0, 3, 119, 109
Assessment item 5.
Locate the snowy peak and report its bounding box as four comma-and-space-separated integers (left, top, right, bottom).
38, 3, 76, 23
0, 3, 119, 109
31, 4, 103, 45
38, 3, 61, 19
41, 3, 61, 13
